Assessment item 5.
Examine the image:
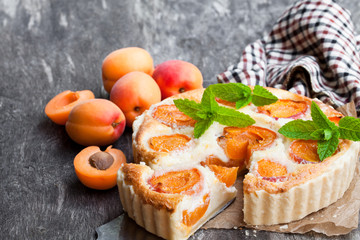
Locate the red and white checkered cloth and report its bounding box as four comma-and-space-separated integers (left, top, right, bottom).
217, 0, 360, 117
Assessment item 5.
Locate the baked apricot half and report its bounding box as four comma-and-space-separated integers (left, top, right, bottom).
45, 90, 95, 125
74, 146, 126, 190
217, 126, 277, 167
207, 165, 238, 187
148, 168, 202, 195
257, 99, 309, 118
182, 193, 210, 227
152, 105, 196, 127
149, 134, 191, 152
257, 159, 287, 178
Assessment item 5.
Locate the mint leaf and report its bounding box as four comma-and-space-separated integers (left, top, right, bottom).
338, 116, 360, 141
317, 130, 340, 161
235, 95, 252, 109
310, 128, 333, 140
194, 119, 215, 138
173, 99, 203, 121
200, 87, 212, 108
278, 120, 318, 140
311, 102, 337, 130
209, 83, 251, 103
215, 106, 255, 127
251, 85, 278, 106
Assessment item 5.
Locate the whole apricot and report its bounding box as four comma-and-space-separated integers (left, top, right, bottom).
66, 99, 126, 146
152, 60, 203, 99
102, 47, 154, 93
45, 90, 95, 125
110, 71, 161, 127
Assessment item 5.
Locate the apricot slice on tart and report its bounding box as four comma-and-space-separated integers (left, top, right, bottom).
217, 126, 277, 166
149, 134, 191, 152
148, 168, 202, 195
152, 105, 196, 127
257, 159, 287, 178
257, 99, 309, 118
289, 140, 321, 164
182, 193, 210, 226
215, 97, 236, 108
202, 155, 245, 171
73, 145, 126, 190
207, 165, 238, 187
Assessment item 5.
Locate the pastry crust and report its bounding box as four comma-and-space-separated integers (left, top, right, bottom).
126, 86, 360, 232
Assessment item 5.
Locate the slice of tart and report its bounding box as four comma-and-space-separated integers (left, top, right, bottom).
117, 163, 237, 240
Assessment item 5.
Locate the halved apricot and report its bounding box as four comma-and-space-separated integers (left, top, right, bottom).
257, 99, 309, 118
217, 126, 277, 166
207, 165, 238, 187
182, 193, 210, 226
148, 168, 201, 195
152, 105, 196, 127
149, 134, 191, 152
45, 90, 95, 125
289, 140, 320, 164
257, 159, 287, 178
73, 146, 126, 190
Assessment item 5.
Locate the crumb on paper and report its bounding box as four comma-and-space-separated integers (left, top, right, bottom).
233, 226, 238, 230
245, 230, 249, 236
337, 205, 345, 209
333, 214, 337, 218
310, 217, 314, 220
279, 225, 288, 230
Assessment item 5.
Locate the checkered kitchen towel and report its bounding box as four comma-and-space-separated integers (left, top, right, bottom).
217, 0, 360, 116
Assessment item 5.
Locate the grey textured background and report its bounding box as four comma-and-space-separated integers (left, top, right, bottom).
1, 0, 360, 239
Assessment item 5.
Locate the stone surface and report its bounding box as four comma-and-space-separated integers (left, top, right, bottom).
1, 0, 360, 239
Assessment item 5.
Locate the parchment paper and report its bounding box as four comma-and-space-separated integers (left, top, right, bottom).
203, 102, 360, 236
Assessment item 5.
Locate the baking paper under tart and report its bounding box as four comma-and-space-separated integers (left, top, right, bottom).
117, 163, 237, 240
243, 141, 360, 226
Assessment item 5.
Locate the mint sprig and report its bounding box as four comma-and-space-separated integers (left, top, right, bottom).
209, 83, 278, 109
279, 101, 360, 161
173, 87, 255, 138
252, 85, 279, 106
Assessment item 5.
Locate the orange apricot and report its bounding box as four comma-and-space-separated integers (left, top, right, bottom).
45, 90, 95, 125
218, 126, 277, 166
102, 47, 154, 93
74, 145, 126, 190
152, 105, 196, 127
149, 134, 191, 152
148, 168, 201, 195
110, 71, 161, 127
207, 165, 238, 187
66, 99, 126, 146
201, 155, 246, 171
257, 159, 287, 178
289, 140, 321, 164
258, 99, 309, 118
152, 60, 203, 99
182, 194, 210, 226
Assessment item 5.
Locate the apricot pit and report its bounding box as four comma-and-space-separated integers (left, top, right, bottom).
74, 146, 126, 190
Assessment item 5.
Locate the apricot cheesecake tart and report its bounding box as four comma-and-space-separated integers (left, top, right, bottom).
118, 87, 360, 238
